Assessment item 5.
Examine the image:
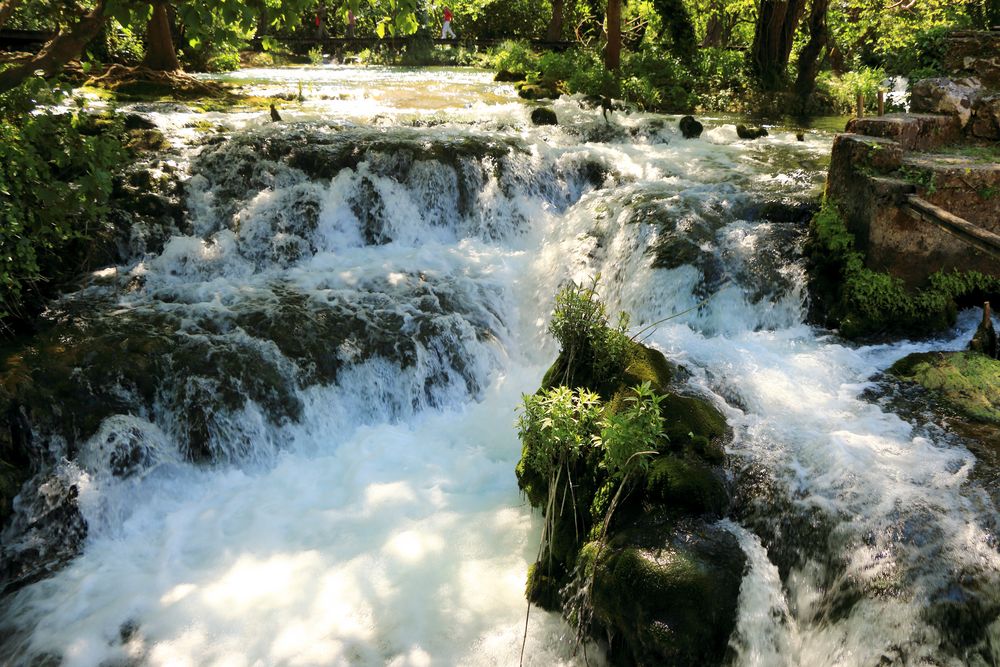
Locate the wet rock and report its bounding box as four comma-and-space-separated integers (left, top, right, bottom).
516, 80, 563, 101
910, 77, 981, 128
518, 331, 737, 667
752, 198, 820, 224
123, 113, 157, 131
679, 115, 703, 139
970, 94, 1000, 140
494, 70, 523, 83
0, 471, 88, 593
530, 107, 558, 126
736, 124, 769, 140
890, 351, 1000, 424
581, 515, 746, 667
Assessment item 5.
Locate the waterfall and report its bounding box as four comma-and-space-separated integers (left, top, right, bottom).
0, 67, 996, 666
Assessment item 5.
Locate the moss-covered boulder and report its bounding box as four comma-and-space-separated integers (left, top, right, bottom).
517, 335, 740, 666
581, 515, 745, 666
890, 351, 1000, 424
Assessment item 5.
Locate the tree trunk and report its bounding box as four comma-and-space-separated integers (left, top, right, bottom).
0, 0, 23, 30
751, 0, 807, 90
143, 2, 179, 71
0, 1, 107, 94
605, 0, 622, 71
546, 0, 564, 41
794, 0, 830, 109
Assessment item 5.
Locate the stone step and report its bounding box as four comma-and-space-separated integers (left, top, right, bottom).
845, 114, 963, 151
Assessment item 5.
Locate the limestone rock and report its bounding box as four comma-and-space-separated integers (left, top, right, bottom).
679, 115, 703, 139
970, 94, 1000, 140
530, 107, 558, 126
910, 77, 981, 128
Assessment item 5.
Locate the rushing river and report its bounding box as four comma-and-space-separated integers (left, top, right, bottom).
0, 66, 997, 666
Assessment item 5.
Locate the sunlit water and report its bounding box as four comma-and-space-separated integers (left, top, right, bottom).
1, 66, 997, 666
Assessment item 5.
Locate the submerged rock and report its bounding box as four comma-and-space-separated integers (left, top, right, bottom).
530, 107, 558, 126
679, 115, 703, 139
736, 124, 769, 140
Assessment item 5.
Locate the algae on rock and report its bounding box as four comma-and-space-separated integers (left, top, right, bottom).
890, 351, 1000, 425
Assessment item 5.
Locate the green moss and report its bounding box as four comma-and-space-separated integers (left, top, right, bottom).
582, 516, 746, 666
890, 351, 1000, 424
806, 201, 1000, 339
645, 455, 728, 516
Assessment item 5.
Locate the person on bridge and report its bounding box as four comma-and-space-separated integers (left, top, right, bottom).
441, 7, 456, 39
347, 9, 356, 38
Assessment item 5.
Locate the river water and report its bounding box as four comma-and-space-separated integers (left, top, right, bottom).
0, 66, 997, 666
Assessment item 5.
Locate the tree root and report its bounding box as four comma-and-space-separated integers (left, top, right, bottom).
85, 64, 227, 97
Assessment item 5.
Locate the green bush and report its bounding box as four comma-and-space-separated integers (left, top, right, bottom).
807, 201, 1000, 338
208, 47, 243, 72
599, 382, 664, 477
0, 78, 125, 324
815, 66, 886, 114
488, 39, 539, 76
549, 279, 632, 386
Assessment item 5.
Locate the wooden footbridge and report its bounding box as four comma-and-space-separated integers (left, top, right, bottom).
0, 29, 574, 53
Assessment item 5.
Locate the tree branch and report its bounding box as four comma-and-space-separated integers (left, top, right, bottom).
0, 0, 108, 95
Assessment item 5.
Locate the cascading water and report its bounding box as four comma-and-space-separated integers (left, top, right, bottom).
0, 66, 997, 666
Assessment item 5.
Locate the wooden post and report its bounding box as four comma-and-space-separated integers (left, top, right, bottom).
986, 301, 992, 326
856, 92, 864, 117
877, 90, 885, 116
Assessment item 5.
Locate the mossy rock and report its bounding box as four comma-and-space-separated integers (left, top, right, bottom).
516, 81, 564, 101
645, 455, 728, 516
582, 514, 746, 667
541, 341, 674, 399
659, 393, 727, 462
890, 351, 1000, 424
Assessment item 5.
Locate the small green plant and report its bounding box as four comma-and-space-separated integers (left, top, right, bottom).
518, 386, 603, 567
599, 382, 664, 477
308, 45, 324, 66
549, 277, 631, 386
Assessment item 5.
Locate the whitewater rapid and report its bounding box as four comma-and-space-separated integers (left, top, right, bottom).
1, 66, 997, 666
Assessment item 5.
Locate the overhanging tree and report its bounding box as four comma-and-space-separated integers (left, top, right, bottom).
751, 0, 806, 90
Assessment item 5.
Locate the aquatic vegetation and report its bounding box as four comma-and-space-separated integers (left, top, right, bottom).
806, 201, 1000, 338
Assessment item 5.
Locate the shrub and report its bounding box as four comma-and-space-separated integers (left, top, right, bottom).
0, 78, 125, 325
208, 47, 243, 72
599, 381, 664, 477
489, 39, 539, 76
549, 278, 631, 386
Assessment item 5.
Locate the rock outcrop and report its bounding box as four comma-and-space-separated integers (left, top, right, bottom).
517, 334, 744, 666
